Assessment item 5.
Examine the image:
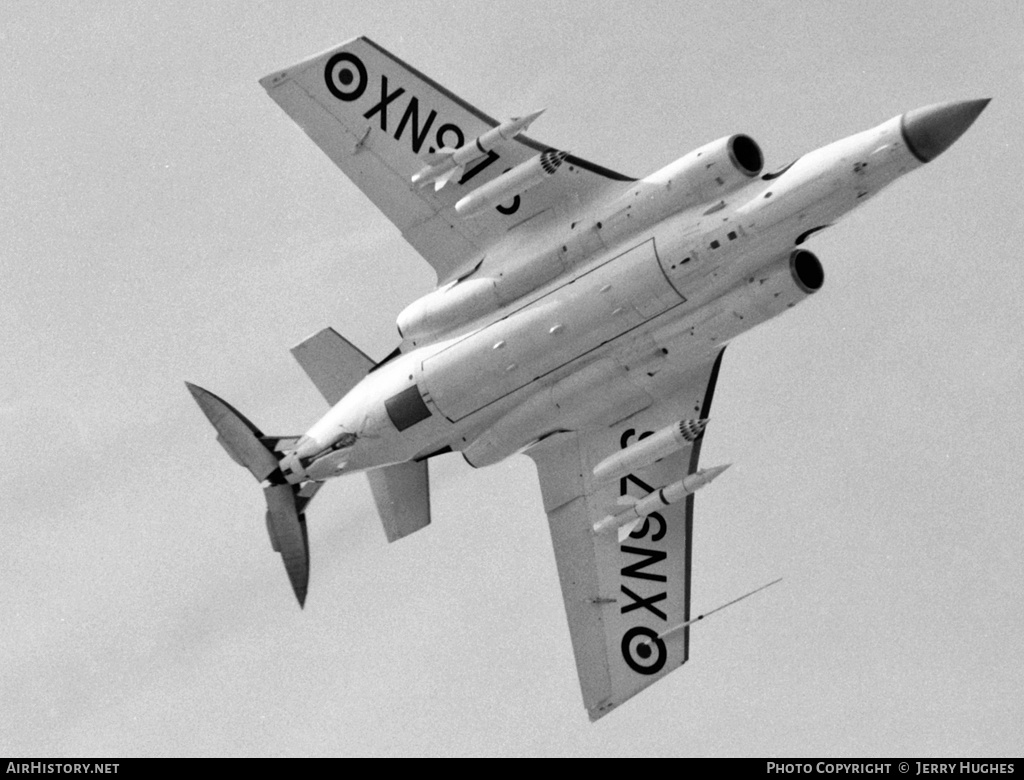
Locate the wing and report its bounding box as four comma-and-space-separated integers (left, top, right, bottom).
260, 36, 634, 285
525, 349, 726, 721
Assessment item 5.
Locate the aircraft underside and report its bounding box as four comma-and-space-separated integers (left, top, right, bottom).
188, 35, 988, 720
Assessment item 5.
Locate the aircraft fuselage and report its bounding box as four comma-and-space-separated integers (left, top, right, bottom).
279, 106, 972, 484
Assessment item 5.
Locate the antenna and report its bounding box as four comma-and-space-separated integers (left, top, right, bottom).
642, 577, 784, 645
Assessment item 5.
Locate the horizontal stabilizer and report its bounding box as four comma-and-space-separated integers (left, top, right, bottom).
291, 327, 375, 405
366, 461, 431, 542
186, 382, 279, 481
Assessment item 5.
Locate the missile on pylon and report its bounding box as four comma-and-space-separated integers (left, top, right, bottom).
411, 109, 546, 190
591, 464, 731, 536
455, 148, 569, 216
592, 419, 709, 483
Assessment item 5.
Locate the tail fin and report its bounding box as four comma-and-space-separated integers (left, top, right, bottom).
290, 327, 375, 405
186, 382, 318, 607
366, 461, 431, 542
263, 482, 321, 607
186, 382, 281, 481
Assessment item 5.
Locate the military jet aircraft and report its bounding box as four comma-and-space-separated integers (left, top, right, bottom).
188, 36, 988, 720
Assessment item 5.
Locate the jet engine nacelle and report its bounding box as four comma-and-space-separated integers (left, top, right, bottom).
397, 248, 568, 343
397, 278, 500, 341
455, 149, 569, 216
653, 248, 824, 355
643, 134, 764, 213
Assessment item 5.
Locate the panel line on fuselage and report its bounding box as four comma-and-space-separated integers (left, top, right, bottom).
421, 238, 687, 423
427, 300, 689, 424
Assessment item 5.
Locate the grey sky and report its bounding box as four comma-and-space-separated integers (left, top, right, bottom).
2, 0, 1022, 756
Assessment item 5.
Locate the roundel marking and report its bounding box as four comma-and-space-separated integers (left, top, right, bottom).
621, 626, 667, 675
324, 52, 367, 102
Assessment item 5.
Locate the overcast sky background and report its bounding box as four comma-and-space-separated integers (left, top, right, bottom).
3, 0, 1022, 757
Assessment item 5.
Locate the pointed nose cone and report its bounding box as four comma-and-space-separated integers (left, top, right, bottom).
701, 463, 731, 483
901, 99, 990, 163
518, 108, 546, 126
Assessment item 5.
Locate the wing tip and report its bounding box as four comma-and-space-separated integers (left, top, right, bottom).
587, 701, 616, 722
259, 35, 367, 90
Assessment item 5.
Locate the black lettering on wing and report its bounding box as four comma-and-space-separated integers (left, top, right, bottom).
435, 123, 465, 153
617, 427, 671, 682
620, 585, 668, 620
496, 196, 520, 215
459, 149, 501, 186
363, 75, 406, 131
393, 97, 437, 154
620, 545, 667, 583
629, 510, 666, 542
